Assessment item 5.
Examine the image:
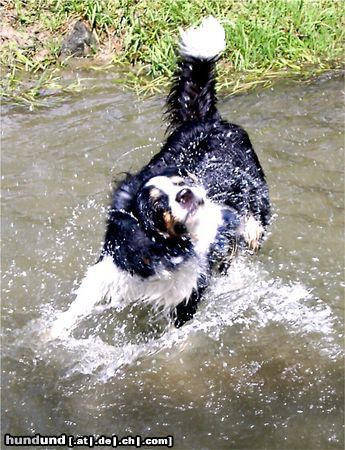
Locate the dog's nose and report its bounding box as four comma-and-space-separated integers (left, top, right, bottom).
176, 188, 204, 209
176, 188, 194, 205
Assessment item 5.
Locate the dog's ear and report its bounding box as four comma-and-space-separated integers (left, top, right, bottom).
134, 185, 170, 236
134, 187, 155, 229
102, 210, 160, 278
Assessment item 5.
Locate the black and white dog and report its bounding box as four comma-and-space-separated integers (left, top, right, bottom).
50, 17, 270, 338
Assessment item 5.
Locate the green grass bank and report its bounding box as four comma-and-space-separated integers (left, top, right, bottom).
1, 0, 344, 105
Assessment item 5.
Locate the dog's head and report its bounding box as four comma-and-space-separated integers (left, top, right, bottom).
134, 170, 207, 239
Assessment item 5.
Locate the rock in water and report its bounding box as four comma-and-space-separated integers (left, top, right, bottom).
60, 21, 96, 58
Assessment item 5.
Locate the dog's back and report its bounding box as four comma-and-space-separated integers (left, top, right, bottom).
117, 17, 270, 228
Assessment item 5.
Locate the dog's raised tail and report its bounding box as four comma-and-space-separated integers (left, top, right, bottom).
166, 16, 226, 131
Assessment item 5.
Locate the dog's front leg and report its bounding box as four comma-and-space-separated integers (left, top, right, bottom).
172, 289, 201, 328
46, 256, 119, 340
172, 273, 208, 327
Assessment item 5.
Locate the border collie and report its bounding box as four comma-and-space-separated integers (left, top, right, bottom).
49, 17, 270, 338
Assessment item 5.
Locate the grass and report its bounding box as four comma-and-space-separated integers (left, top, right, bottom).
1, 0, 344, 105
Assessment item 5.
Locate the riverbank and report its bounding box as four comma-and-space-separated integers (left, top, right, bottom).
1, 0, 344, 105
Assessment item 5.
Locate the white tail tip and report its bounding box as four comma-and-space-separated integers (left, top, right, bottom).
179, 16, 226, 60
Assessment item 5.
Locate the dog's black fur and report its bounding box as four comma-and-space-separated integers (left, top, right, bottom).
100, 29, 270, 327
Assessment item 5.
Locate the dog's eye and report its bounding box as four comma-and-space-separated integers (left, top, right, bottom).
174, 181, 185, 186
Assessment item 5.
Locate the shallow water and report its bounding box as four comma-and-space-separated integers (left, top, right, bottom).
2, 72, 344, 449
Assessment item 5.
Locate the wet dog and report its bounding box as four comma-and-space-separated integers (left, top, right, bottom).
49, 17, 270, 338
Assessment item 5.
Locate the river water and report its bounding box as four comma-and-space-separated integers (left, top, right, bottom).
2, 72, 344, 449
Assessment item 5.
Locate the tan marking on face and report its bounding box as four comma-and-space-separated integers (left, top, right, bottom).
163, 211, 178, 236
170, 176, 185, 185
149, 188, 161, 200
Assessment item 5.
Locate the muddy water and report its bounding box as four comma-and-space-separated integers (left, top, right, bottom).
2, 72, 344, 449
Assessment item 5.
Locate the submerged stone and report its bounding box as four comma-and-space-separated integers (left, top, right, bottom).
60, 21, 97, 58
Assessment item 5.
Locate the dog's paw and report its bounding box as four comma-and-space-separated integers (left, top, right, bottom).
241, 215, 264, 252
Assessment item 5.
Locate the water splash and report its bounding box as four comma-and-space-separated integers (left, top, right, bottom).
28, 257, 341, 383
3, 192, 341, 384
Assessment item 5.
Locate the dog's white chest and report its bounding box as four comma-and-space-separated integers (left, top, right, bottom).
48, 256, 203, 339
107, 256, 203, 310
